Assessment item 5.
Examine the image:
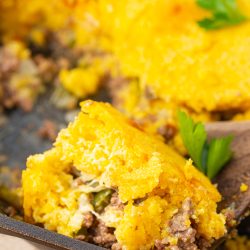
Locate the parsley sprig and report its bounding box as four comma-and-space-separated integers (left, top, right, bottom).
197, 0, 247, 30
178, 111, 233, 179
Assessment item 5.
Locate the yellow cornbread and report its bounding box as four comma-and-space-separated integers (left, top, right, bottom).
240, 183, 248, 192
0, 40, 44, 111
2, 0, 250, 135
22, 101, 226, 249
59, 68, 100, 98
59, 56, 114, 98
0, 0, 71, 42
225, 235, 250, 250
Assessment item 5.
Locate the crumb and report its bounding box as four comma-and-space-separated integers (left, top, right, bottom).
0, 155, 7, 164
83, 212, 94, 228
240, 183, 248, 192
75, 235, 86, 241
0, 166, 22, 188
34, 55, 57, 83
0, 43, 44, 111
4, 206, 17, 217
0, 115, 8, 126
222, 208, 236, 228
38, 119, 57, 141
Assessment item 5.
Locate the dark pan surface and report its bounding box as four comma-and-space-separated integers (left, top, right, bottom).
0, 88, 249, 249
0, 92, 66, 169
0, 214, 103, 250
0, 87, 110, 169
0, 88, 110, 249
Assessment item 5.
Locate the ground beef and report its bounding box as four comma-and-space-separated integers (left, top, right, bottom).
75, 213, 94, 241
34, 55, 58, 83
223, 208, 235, 228
154, 198, 210, 250
157, 123, 177, 141
73, 190, 122, 248
111, 243, 122, 250
75, 234, 86, 241
196, 237, 213, 250
0, 48, 20, 80
37, 119, 57, 141
0, 44, 44, 111
109, 192, 124, 210
155, 240, 180, 250
154, 239, 167, 250
4, 206, 17, 217
169, 198, 195, 231
77, 215, 119, 249
83, 212, 94, 228
169, 198, 197, 250
108, 76, 130, 108
92, 221, 117, 248
0, 47, 19, 109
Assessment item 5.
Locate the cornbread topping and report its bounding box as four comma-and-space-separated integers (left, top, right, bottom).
22, 101, 226, 249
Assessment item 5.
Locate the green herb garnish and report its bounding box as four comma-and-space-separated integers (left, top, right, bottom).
197, 0, 247, 30
178, 111, 233, 179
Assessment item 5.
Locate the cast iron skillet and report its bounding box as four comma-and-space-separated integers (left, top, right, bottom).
0, 91, 249, 249
0, 90, 108, 249
0, 214, 103, 250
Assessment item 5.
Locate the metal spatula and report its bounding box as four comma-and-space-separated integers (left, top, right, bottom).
0, 91, 249, 249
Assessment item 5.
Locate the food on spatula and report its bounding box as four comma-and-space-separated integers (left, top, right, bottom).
22, 100, 226, 249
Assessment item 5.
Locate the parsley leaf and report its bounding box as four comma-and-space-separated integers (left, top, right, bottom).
178, 111, 207, 172
178, 111, 233, 179
197, 0, 247, 30
206, 136, 233, 179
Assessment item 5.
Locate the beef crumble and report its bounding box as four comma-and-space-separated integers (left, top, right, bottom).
92, 221, 117, 248
75, 191, 122, 249
109, 192, 124, 210
37, 119, 57, 141
169, 198, 197, 249
155, 198, 212, 250
83, 212, 94, 228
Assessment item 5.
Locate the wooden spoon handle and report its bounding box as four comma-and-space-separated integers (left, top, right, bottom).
206, 121, 250, 220
206, 121, 250, 138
